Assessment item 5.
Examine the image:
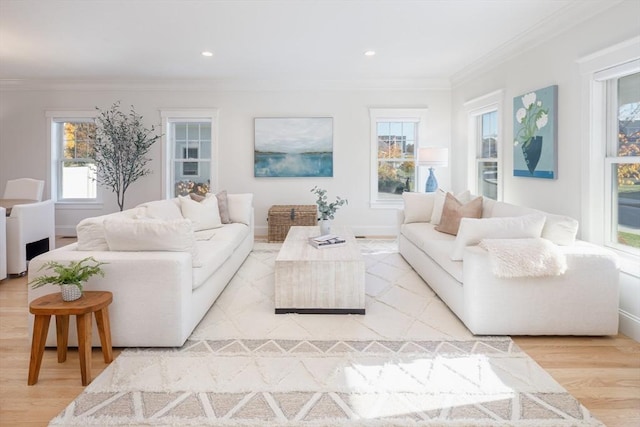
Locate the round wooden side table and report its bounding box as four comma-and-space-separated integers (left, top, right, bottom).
28, 291, 113, 386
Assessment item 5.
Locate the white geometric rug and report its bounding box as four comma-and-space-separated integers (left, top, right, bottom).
49, 241, 603, 426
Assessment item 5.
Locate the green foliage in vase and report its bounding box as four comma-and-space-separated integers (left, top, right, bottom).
311, 186, 348, 220
28, 257, 107, 291
514, 92, 549, 149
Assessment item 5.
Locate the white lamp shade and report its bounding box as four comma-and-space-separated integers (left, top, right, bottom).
418, 147, 448, 167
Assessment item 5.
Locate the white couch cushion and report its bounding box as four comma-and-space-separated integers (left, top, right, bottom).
402, 192, 435, 223
400, 223, 462, 282
179, 195, 222, 231
191, 223, 250, 290
103, 218, 201, 267
450, 213, 546, 261
192, 239, 234, 290
227, 193, 253, 225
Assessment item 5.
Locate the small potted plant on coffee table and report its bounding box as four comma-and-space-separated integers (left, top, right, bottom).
311, 186, 348, 235
28, 257, 107, 301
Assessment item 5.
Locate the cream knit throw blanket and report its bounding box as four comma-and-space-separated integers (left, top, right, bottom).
479, 237, 567, 278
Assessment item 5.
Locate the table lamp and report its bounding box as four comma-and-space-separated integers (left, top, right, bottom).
418, 147, 448, 192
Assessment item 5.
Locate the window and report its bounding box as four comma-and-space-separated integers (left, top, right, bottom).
464, 90, 503, 200
161, 110, 218, 198
605, 71, 640, 252
47, 112, 98, 202
182, 147, 199, 176
476, 111, 498, 199
369, 108, 427, 207
580, 38, 640, 270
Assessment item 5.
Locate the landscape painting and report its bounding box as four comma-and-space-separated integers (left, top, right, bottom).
254, 117, 333, 177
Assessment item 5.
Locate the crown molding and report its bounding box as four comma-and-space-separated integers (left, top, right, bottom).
450, 0, 624, 88
0, 78, 451, 92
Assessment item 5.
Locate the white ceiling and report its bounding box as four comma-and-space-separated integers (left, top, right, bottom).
0, 0, 620, 85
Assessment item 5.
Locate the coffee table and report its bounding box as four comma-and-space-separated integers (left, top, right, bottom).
275, 226, 365, 314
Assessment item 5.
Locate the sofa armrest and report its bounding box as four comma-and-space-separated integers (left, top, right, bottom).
28, 244, 195, 347
397, 209, 405, 231
461, 242, 619, 335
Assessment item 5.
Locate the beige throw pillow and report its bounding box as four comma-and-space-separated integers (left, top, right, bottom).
434, 193, 483, 236
216, 190, 231, 224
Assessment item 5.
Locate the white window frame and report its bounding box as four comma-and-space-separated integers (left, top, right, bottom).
369, 108, 427, 208
45, 110, 102, 207
160, 109, 219, 199
464, 90, 503, 201
579, 36, 640, 276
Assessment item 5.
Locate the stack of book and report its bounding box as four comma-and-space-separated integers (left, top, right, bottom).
308, 234, 346, 249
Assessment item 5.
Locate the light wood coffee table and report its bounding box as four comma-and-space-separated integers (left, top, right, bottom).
275, 226, 365, 314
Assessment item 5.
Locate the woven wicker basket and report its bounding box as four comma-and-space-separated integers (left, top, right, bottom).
268, 205, 317, 242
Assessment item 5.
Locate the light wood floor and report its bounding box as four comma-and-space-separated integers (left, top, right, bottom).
0, 238, 638, 426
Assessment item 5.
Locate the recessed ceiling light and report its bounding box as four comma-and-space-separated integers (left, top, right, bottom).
201, 51, 213, 57
364, 50, 376, 57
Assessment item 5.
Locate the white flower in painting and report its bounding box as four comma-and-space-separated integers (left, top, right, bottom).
516, 108, 527, 124
514, 140, 519, 146
522, 92, 537, 109
537, 101, 542, 107
536, 112, 548, 130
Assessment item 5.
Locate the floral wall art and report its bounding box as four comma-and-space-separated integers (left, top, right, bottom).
254, 117, 333, 177
513, 85, 558, 179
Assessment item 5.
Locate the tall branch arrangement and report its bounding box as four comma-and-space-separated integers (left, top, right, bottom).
93, 102, 161, 211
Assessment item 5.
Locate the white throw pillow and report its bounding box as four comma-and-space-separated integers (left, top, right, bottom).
138, 199, 183, 220
227, 193, 253, 225
542, 213, 579, 246
430, 190, 471, 225
450, 213, 546, 261
76, 217, 110, 251
179, 195, 222, 231
76, 208, 142, 251
402, 192, 435, 223
103, 218, 201, 267
429, 189, 447, 224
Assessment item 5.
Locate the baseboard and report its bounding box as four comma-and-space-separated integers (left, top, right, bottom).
56, 226, 77, 237
619, 309, 640, 342
256, 225, 398, 239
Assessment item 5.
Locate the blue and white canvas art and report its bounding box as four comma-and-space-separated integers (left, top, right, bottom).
513, 85, 558, 179
254, 117, 333, 177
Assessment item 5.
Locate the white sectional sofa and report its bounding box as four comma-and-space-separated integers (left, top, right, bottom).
398, 190, 620, 336
28, 192, 254, 347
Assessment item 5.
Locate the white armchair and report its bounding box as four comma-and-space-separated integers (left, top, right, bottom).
3, 178, 44, 201
6, 200, 55, 275
0, 207, 6, 281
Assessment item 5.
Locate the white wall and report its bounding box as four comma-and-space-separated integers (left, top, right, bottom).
0, 84, 451, 237
450, 0, 640, 341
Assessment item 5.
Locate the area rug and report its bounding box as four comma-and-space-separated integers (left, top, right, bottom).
49, 241, 603, 426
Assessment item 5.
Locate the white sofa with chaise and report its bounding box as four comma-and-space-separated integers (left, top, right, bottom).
27, 193, 254, 347
398, 191, 620, 336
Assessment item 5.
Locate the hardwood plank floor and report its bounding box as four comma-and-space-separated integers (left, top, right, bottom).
0, 237, 638, 426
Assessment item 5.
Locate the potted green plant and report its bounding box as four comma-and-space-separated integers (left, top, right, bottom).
311, 186, 348, 235
28, 257, 107, 301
